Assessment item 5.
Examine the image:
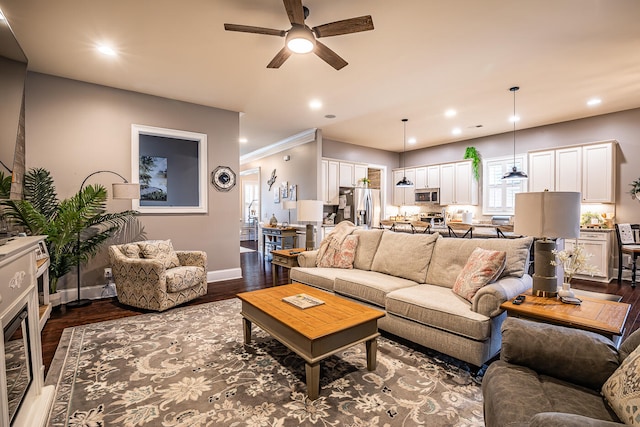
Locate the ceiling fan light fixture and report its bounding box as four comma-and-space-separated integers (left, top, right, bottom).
286, 25, 315, 54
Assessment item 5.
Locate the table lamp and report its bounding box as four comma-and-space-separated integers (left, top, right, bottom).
514, 191, 581, 297
282, 200, 297, 225
297, 200, 323, 251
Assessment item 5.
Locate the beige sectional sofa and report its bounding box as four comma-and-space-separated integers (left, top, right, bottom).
291, 228, 534, 367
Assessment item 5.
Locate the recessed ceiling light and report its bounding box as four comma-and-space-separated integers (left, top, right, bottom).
239, 137, 248, 143
309, 99, 322, 110
509, 115, 520, 123
445, 109, 457, 118
97, 45, 116, 56
587, 98, 602, 106
452, 127, 462, 135
408, 137, 417, 145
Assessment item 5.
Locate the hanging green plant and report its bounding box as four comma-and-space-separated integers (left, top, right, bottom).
463, 146, 481, 180
630, 177, 640, 200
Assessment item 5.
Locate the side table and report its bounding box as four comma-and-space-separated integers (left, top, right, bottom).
500, 290, 630, 346
270, 248, 304, 286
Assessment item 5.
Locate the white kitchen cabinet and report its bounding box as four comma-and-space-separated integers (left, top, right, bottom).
564, 231, 613, 283
392, 168, 415, 206
555, 147, 581, 192
415, 167, 427, 189
582, 142, 615, 203
427, 165, 440, 188
339, 162, 355, 187
321, 159, 340, 205
528, 150, 555, 192
439, 161, 478, 205
354, 164, 368, 185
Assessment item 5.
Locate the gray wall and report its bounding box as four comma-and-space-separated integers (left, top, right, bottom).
405, 108, 640, 223
25, 72, 240, 290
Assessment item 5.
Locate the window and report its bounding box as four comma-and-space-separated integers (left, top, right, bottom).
482, 154, 527, 216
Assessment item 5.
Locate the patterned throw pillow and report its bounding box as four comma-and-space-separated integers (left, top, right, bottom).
137, 240, 181, 269
452, 247, 507, 302
602, 344, 640, 425
317, 235, 359, 269
120, 243, 141, 259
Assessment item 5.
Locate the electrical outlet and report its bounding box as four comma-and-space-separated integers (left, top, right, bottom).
104, 268, 112, 278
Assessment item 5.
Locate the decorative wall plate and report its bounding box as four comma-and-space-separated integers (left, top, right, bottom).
211, 166, 236, 192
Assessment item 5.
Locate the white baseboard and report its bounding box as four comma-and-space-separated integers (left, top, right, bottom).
207, 268, 242, 282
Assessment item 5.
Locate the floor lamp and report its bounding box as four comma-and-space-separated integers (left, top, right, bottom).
514, 191, 581, 297
66, 171, 140, 309
297, 200, 323, 251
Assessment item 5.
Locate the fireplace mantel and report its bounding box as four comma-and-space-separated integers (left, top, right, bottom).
0, 236, 54, 427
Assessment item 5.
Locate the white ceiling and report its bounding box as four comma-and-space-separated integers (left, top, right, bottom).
2, 0, 640, 156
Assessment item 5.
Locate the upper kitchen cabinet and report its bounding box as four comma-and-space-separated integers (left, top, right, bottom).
415, 165, 440, 189
439, 160, 478, 205
582, 142, 616, 203
339, 161, 368, 187
528, 141, 616, 203
415, 167, 427, 189
321, 159, 340, 205
393, 168, 416, 206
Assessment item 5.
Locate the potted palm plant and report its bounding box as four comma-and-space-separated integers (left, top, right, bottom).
2, 168, 137, 296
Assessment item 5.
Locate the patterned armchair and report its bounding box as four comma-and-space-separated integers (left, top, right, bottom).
108, 240, 207, 311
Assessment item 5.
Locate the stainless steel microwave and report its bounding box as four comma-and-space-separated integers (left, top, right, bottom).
414, 188, 440, 204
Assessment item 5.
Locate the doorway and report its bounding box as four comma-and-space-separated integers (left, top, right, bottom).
240, 168, 260, 245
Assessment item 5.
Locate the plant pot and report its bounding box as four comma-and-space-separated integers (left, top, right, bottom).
557, 283, 575, 298
49, 292, 61, 307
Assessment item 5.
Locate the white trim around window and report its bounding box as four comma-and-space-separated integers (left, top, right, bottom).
482, 154, 527, 216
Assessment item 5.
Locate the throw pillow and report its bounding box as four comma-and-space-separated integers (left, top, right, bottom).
452, 247, 507, 302
602, 343, 640, 425
120, 243, 141, 259
137, 240, 181, 269
317, 235, 359, 269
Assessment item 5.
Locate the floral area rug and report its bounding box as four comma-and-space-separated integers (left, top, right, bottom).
45, 298, 484, 426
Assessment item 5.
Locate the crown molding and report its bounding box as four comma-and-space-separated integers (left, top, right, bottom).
240, 128, 317, 165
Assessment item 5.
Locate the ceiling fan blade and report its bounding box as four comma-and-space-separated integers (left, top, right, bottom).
314, 40, 348, 70
312, 15, 374, 38
283, 0, 305, 25
224, 23, 285, 37
267, 47, 292, 68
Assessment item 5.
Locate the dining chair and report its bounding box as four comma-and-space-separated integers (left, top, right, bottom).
614, 223, 640, 288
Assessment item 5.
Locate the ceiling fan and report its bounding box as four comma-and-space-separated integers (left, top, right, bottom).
224, 0, 374, 70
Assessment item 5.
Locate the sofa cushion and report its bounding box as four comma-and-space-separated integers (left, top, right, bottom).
602, 344, 640, 425
290, 267, 347, 292
120, 243, 141, 258
385, 284, 491, 341
352, 229, 384, 271
426, 236, 533, 288
138, 240, 181, 269
334, 271, 419, 307
370, 232, 439, 283
317, 235, 358, 269
453, 248, 507, 302
165, 266, 205, 293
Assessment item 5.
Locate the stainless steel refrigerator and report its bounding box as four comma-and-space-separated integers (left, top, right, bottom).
337, 187, 381, 228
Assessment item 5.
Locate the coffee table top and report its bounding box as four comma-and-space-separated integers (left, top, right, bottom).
237, 283, 385, 340
500, 290, 630, 336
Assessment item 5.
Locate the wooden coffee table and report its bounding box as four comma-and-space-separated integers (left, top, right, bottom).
237, 283, 385, 400
500, 290, 631, 345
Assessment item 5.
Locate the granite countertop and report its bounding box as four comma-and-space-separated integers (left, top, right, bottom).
579, 227, 614, 232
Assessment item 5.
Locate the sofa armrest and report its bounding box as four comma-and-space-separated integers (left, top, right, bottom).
297, 250, 318, 267
176, 251, 207, 268
472, 274, 532, 317
501, 317, 620, 391
530, 412, 624, 427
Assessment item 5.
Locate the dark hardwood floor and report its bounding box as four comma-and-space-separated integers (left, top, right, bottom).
41, 240, 640, 377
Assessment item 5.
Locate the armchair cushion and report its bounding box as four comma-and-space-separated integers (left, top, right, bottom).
138, 240, 180, 269
166, 266, 206, 293
602, 344, 640, 425
501, 317, 620, 391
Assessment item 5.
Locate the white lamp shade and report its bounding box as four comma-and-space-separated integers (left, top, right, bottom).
297, 200, 324, 222
112, 182, 140, 200
514, 191, 581, 238
282, 200, 297, 210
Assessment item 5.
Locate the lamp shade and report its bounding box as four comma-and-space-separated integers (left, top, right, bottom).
297, 200, 323, 222
112, 182, 140, 200
282, 200, 297, 210
514, 191, 580, 238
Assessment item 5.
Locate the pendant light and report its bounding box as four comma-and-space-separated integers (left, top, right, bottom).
396, 118, 414, 187
502, 86, 528, 180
